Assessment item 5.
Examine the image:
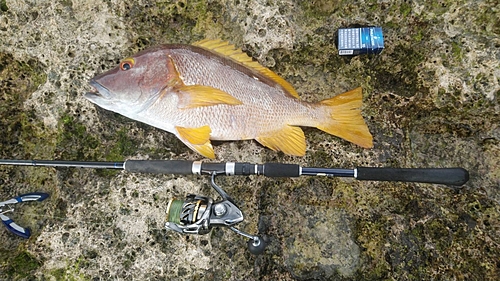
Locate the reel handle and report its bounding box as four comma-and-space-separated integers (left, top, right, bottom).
248, 236, 267, 255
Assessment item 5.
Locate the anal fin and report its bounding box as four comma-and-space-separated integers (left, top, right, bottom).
176, 125, 215, 159
178, 85, 243, 109
256, 125, 306, 156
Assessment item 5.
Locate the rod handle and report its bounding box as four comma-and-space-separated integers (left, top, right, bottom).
124, 160, 194, 174
262, 163, 300, 177
356, 167, 469, 186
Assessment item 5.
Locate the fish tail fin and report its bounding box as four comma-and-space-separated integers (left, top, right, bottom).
316, 87, 373, 148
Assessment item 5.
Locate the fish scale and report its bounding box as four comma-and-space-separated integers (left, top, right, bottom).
169, 49, 314, 135
85, 39, 373, 158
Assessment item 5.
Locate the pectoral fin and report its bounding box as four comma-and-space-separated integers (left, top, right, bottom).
165, 54, 242, 109
256, 125, 306, 156
175, 125, 215, 159
177, 85, 243, 109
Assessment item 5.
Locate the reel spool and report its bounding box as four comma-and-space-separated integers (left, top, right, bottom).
165, 173, 266, 255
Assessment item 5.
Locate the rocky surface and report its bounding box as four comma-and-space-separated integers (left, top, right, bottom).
0, 0, 498, 280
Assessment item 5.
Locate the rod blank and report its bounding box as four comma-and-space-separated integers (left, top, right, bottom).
0, 159, 125, 169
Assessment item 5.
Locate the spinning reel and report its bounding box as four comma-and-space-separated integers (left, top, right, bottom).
164, 173, 266, 255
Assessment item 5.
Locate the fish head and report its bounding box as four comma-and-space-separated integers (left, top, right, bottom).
85, 47, 171, 113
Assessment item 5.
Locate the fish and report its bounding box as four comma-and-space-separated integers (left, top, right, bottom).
85, 39, 373, 159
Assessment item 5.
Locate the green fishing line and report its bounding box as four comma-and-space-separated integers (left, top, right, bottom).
167, 199, 183, 225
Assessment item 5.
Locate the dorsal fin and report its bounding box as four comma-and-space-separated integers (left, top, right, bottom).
193, 39, 300, 99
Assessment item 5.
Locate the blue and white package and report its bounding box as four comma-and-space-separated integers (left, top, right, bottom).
338, 27, 384, 55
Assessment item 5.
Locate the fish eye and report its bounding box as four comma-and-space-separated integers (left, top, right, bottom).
120, 58, 135, 71
121, 62, 131, 70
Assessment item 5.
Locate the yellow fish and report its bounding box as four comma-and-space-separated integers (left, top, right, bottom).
86, 39, 373, 158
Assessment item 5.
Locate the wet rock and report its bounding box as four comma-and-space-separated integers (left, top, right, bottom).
284, 208, 359, 279
0, 0, 499, 280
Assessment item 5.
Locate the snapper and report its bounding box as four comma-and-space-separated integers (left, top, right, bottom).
85, 39, 373, 158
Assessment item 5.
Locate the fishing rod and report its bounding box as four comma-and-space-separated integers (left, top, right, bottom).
0, 159, 468, 185
0, 159, 469, 254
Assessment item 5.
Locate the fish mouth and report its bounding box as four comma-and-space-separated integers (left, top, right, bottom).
85, 79, 112, 101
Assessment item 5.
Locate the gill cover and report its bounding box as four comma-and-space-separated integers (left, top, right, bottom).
87, 48, 173, 109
